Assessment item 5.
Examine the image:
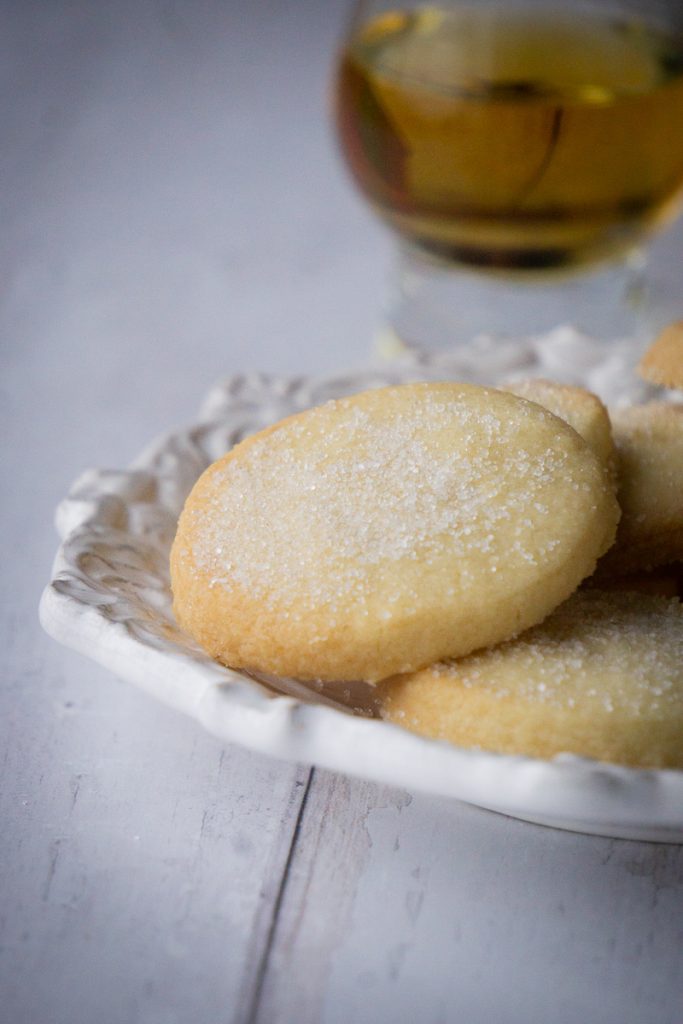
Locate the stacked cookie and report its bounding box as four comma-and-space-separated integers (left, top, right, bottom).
171, 341, 683, 770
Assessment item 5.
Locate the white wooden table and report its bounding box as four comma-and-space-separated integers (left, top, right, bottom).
2, 3, 683, 1022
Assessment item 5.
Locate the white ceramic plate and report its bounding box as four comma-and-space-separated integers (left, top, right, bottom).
40, 330, 683, 842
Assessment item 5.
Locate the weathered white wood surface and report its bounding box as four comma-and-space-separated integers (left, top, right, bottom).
2, 2, 683, 1022
256, 772, 683, 1024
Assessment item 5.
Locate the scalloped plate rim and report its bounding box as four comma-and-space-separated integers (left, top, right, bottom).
39, 355, 683, 843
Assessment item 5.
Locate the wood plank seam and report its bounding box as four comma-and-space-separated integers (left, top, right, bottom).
243, 765, 316, 1024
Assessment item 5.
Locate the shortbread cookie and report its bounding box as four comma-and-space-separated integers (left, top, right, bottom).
503, 378, 616, 483
378, 591, 683, 769
638, 322, 683, 389
171, 382, 619, 683
600, 403, 683, 573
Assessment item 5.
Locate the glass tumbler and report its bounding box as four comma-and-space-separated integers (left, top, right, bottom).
333, 0, 683, 348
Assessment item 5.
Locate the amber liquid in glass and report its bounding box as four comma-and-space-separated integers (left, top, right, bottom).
336, 7, 683, 269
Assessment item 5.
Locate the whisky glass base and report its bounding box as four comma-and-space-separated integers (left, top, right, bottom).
378, 244, 665, 355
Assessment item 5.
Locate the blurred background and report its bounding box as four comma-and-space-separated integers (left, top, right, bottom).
4, 0, 683, 451
2, 0, 389, 462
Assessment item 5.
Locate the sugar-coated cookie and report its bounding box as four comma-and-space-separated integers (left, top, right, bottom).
638, 322, 683, 390
600, 403, 683, 573
171, 383, 618, 683
378, 591, 683, 769
503, 378, 617, 484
